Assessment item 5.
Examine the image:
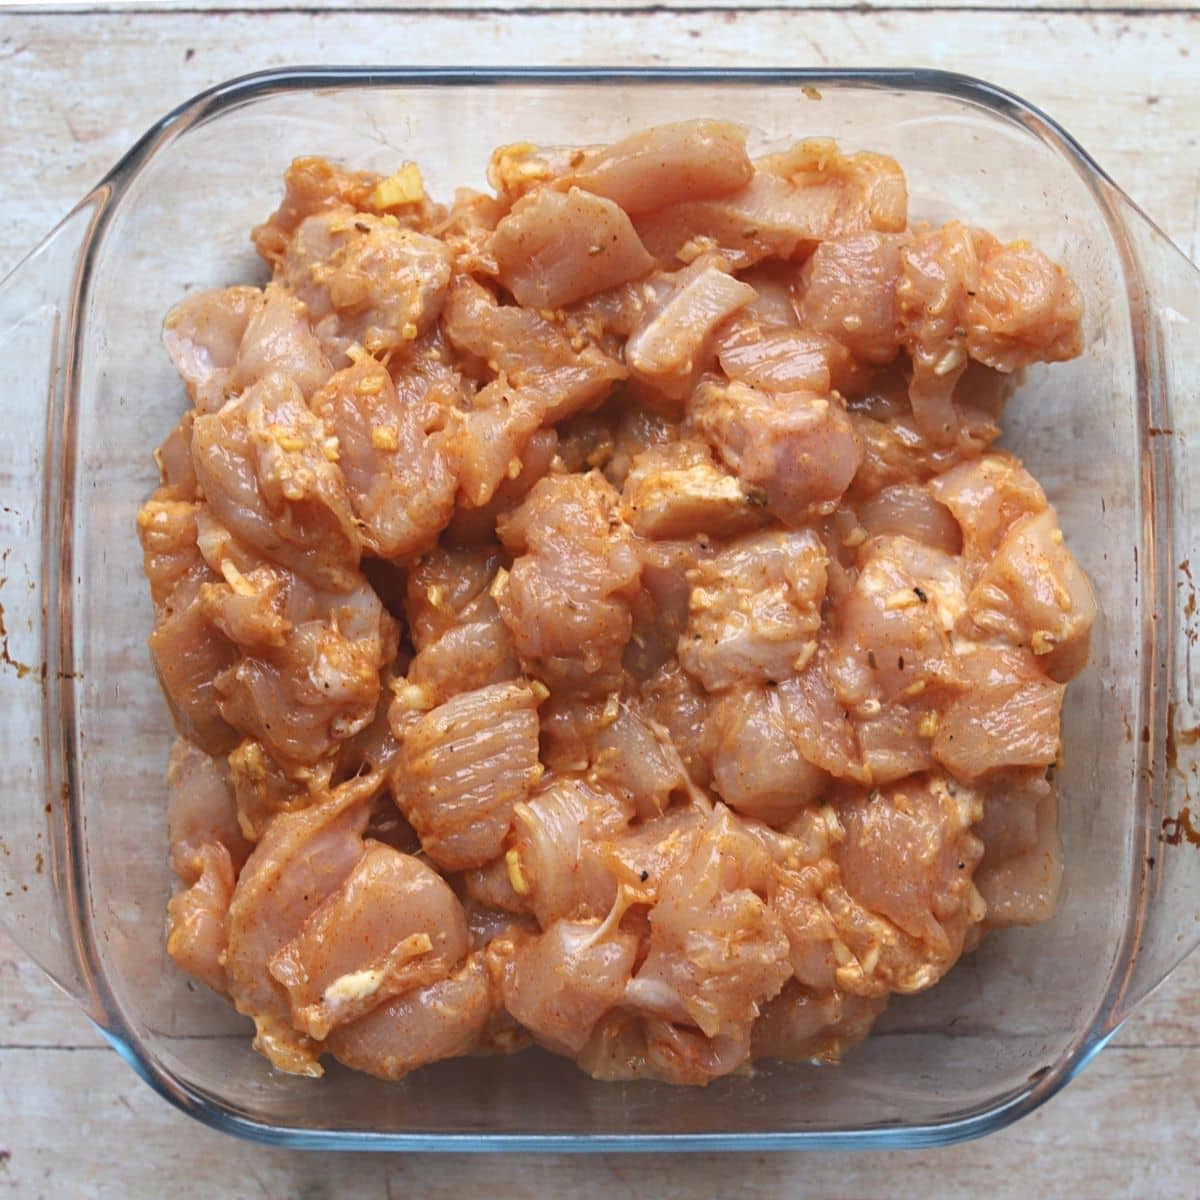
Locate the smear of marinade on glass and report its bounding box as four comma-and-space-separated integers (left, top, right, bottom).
138, 121, 1094, 1084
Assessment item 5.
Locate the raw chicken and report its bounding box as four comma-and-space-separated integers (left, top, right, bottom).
143, 123, 1093, 1089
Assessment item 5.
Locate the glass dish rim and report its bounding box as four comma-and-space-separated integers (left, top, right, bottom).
46, 64, 1158, 1152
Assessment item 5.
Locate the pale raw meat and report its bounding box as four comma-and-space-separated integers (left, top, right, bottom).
142, 124, 1093, 1088
326, 955, 492, 1080
490, 186, 655, 309
679, 530, 828, 691
390, 681, 541, 871
269, 842, 468, 1038
281, 209, 452, 361
497, 472, 641, 696
309, 356, 460, 560
691, 378, 863, 524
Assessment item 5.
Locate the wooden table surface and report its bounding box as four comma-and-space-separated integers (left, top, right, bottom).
2, 3, 1198, 1196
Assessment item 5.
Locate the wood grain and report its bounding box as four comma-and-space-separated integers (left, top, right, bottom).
0, 4, 1198, 1196
0, 7, 1197, 280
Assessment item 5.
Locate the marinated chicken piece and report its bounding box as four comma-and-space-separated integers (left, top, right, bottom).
191, 373, 360, 592
326, 954, 492, 1080
390, 680, 541, 871
715, 321, 848, 396
691, 378, 863, 525
828, 774, 985, 994
281, 209, 453, 362
452, 381, 546, 510
166, 841, 237, 995
625, 538, 712, 681
162, 286, 262, 413
509, 775, 629, 927
929, 452, 1046, 568
857, 482, 963, 557
564, 120, 753, 214
146, 126, 1094, 1088
492, 919, 639, 1056
796, 232, 905, 364
233, 284, 333, 401
626, 806, 790, 1054
829, 534, 968, 708
208, 565, 397, 771
445, 427, 558, 545
965, 508, 1096, 682
148, 597, 239, 756
167, 737, 251, 879
706, 684, 829, 824
442, 275, 626, 425
846, 372, 1002, 501
405, 595, 520, 708
252, 155, 388, 264
589, 699, 695, 819
621, 438, 763, 540
625, 256, 757, 400
227, 738, 321, 843
899, 222, 1083, 443
636, 141, 906, 270
490, 186, 655, 310
679, 530, 828, 691
932, 647, 1064, 780
269, 842, 469, 1039
310, 356, 460, 560
974, 770, 1062, 927
497, 473, 641, 696
405, 542, 506, 650
224, 771, 377, 1075
776, 649, 870, 785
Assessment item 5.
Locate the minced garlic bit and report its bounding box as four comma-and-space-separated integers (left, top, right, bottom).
371, 426, 400, 452
219, 559, 256, 597
600, 691, 621, 727
793, 640, 818, 672
396, 682, 434, 712
903, 679, 928, 698
401, 321, 419, 341
488, 567, 510, 601
506, 847, 531, 895
1031, 630, 1058, 655
425, 584, 446, 608
918, 711, 940, 739
841, 525, 868, 549
529, 679, 550, 702
885, 588, 921, 611
369, 162, 425, 210
323, 968, 385, 1007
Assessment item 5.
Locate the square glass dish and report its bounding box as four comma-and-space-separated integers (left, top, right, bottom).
1, 67, 1198, 1152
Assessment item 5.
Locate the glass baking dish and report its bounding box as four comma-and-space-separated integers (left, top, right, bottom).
1, 66, 1198, 1152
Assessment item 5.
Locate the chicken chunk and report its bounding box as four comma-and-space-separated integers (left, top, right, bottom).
390, 680, 541, 871
679, 530, 828, 691
497, 473, 641, 697
490, 186, 655, 309
309, 356, 460, 561
326, 954, 492, 1080
269, 842, 469, 1039
691, 378, 863, 525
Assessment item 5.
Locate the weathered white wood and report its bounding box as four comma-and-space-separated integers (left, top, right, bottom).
0, 1040, 1196, 1197
0, 4, 1197, 1194
0, 7, 1197, 284
6, 1, 1200, 12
